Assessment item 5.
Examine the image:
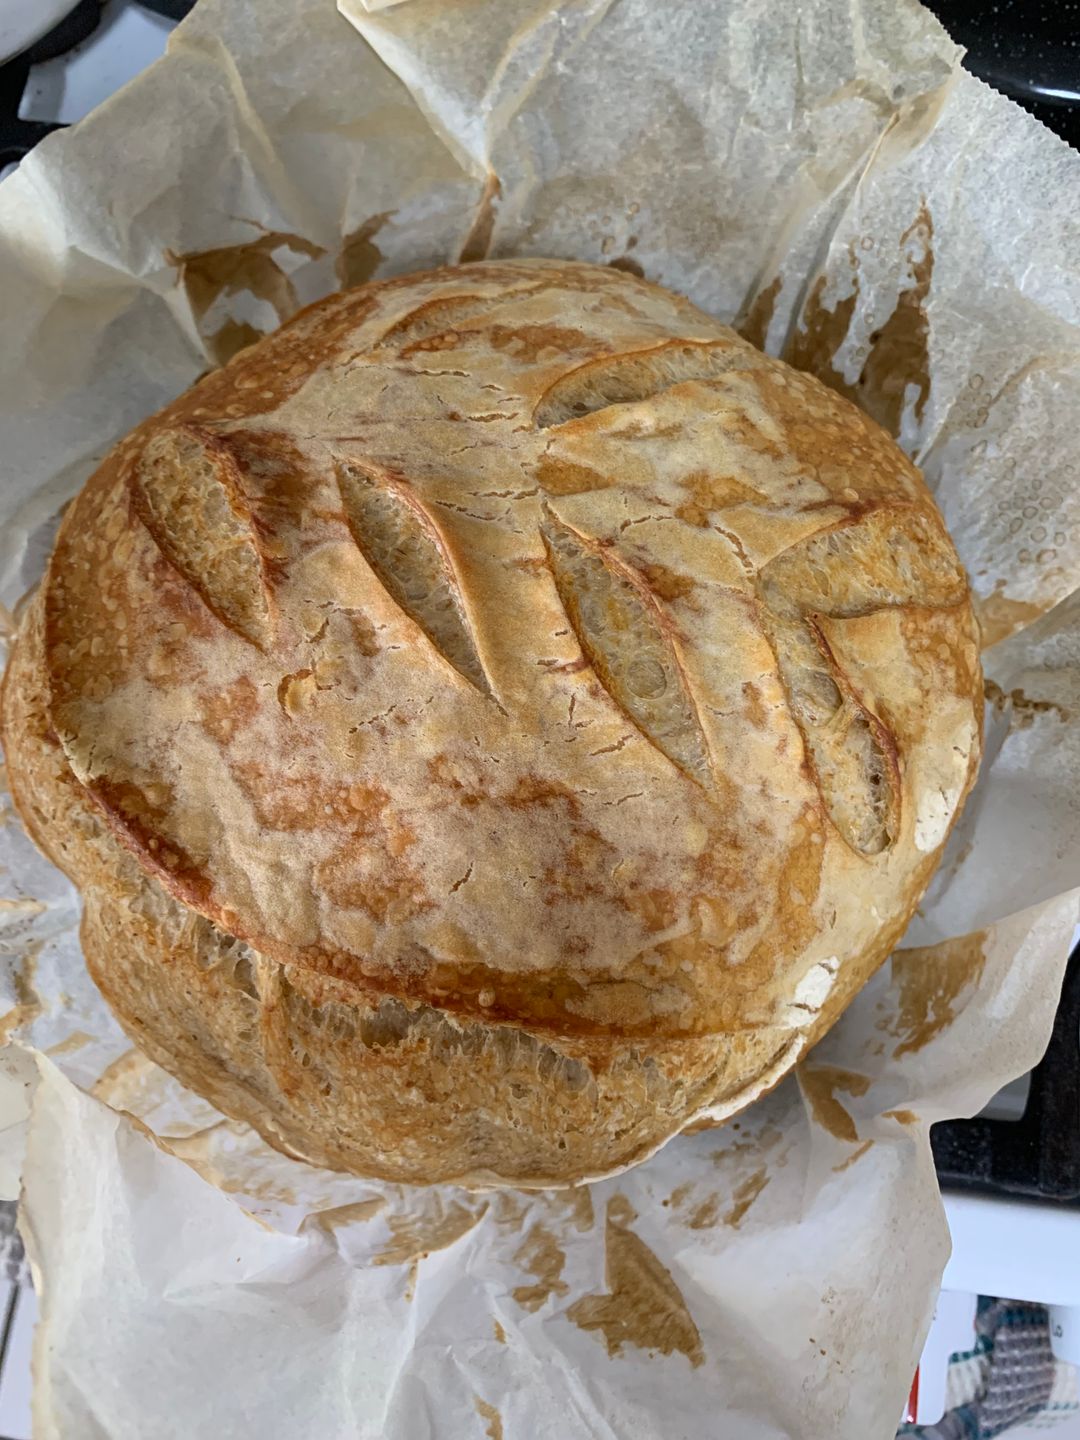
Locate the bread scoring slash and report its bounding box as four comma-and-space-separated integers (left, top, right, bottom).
1, 260, 982, 1186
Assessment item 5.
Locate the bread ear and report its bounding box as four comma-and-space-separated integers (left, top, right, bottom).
534, 339, 746, 428
336, 461, 491, 694
130, 425, 273, 648
541, 508, 711, 785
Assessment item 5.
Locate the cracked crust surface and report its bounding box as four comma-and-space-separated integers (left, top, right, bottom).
2, 260, 982, 1184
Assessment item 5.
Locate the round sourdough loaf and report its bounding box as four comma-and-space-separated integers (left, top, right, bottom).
1, 259, 982, 1186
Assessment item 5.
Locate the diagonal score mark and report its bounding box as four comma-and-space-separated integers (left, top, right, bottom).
130, 424, 272, 649
374, 282, 547, 352
757, 506, 969, 856
336, 461, 491, 696
759, 597, 901, 856
540, 507, 711, 786
533, 339, 752, 429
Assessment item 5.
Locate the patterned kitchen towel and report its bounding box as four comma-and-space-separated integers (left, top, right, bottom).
901, 1297, 1080, 1437
0, 1200, 27, 1288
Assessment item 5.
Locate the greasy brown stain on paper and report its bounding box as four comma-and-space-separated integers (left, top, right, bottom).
459, 172, 501, 264
711, 1125, 783, 1170
336, 212, 394, 289
547, 1185, 595, 1232
309, 1196, 387, 1233
856, 205, 934, 436
492, 1318, 507, 1344
664, 1181, 694, 1209
0, 942, 41, 1040
158, 1122, 239, 1174
567, 1196, 704, 1368
375, 1199, 488, 1266
798, 1065, 871, 1143
667, 1167, 769, 1229
939, 837, 974, 889
889, 931, 988, 1058
492, 1191, 530, 1229
167, 232, 325, 364
832, 1139, 874, 1174
45, 1029, 95, 1056
977, 590, 1048, 649
207, 319, 263, 364
218, 1171, 301, 1207
785, 203, 934, 438
511, 1223, 568, 1312
884, 1109, 919, 1125
725, 1168, 770, 1227
785, 258, 858, 397
91, 1046, 185, 1114
0, 897, 45, 917
91, 1048, 149, 1100
985, 678, 1070, 728
686, 1193, 721, 1230
474, 1395, 503, 1440
738, 274, 783, 352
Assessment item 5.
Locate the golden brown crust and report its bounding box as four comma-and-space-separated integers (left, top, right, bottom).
2, 260, 983, 1184
4, 587, 796, 1184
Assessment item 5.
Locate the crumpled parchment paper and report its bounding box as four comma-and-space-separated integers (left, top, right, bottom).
1, 0, 1079, 1435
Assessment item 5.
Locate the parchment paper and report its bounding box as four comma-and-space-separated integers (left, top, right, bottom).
1, 0, 1079, 1436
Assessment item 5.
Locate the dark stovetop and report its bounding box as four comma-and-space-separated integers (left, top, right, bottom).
0, 0, 196, 166
924, 0, 1080, 147
932, 945, 1080, 1206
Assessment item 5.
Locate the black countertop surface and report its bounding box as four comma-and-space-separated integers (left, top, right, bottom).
924, 0, 1080, 147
